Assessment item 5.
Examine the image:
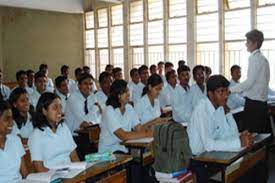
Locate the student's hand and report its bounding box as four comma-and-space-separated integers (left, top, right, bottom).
80, 121, 92, 129
240, 132, 254, 148
223, 104, 230, 114
95, 102, 102, 114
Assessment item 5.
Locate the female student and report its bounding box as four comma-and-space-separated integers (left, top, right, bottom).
0, 100, 28, 182
134, 74, 168, 129
98, 80, 152, 153
28, 93, 79, 172
9, 88, 34, 139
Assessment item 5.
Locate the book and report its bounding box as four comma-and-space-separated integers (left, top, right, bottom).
156, 171, 194, 183
155, 168, 188, 179
21, 170, 62, 183
125, 137, 154, 144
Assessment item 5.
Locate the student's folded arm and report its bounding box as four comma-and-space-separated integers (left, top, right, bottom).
20, 157, 28, 178
70, 150, 80, 162
33, 161, 49, 172
114, 128, 149, 141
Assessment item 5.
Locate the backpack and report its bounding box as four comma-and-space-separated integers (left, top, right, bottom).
153, 122, 192, 173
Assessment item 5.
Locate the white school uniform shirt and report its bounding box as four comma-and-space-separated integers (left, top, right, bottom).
171, 85, 192, 123
0, 134, 25, 183
98, 104, 140, 153
160, 74, 167, 88
27, 85, 36, 95
0, 83, 11, 101
55, 90, 69, 113
68, 79, 76, 93
65, 90, 102, 133
230, 49, 270, 102
134, 94, 161, 124
95, 90, 108, 109
29, 89, 42, 108
28, 123, 76, 169
189, 83, 207, 110
46, 77, 54, 92
227, 80, 245, 110
12, 112, 34, 138
187, 98, 241, 155
128, 81, 144, 104
159, 84, 175, 107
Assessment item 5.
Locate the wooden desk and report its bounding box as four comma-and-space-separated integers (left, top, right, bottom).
63, 154, 132, 183
74, 125, 101, 144
192, 133, 271, 183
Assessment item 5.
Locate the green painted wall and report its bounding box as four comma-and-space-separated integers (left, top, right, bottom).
0, 7, 84, 82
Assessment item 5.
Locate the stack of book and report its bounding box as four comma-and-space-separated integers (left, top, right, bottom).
155, 168, 195, 183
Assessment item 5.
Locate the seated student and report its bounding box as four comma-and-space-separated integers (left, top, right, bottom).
178, 60, 186, 68
0, 100, 28, 182
112, 67, 123, 81
98, 80, 152, 153
190, 65, 207, 110
65, 73, 102, 133
39, 64, 54, 92
157, 61, 165, 81
204, 66, 212, 82
55, 76, 70, 113
29, 72, 47, 108
70, 67, 83, 93
159, 69, 177, 107
134, 74, 168, 128
83, 66, 98, 92
172, 65, 192, 123
227, 65, 245, 110
187, 75, 253, 182
0, 69, 11, 101
150, 64, 157, 75
95, 71, 113, 109
28, 93, 79, 172
105, 64, 114, 74
26, 69, 35, 94
13, 70, 33, 95
9, 88, 34, 139
60, 65, 75, 92
163, 62, 174, 87
128, 68, 144, 105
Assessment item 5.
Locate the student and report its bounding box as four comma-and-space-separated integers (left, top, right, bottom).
29, 72, 47, 109
55, 76, 70, 113
171, 65, 192, 123
14, 70, 33, 95
159, 70, 177, 107
230, 29, 270, 133
105, 64, 114, 74
39, 64, 54, 92
149, 64, 157, 75
9, 88, 34, 139
60, 65, 75, 92
227, 65, 245, 110
95, 71, 113, 109
134, 74, 168, 128
26, 69, 35, 94
139, 65, 149, 86
83, 66, 97, 92
128, 68, 144, 104
188, 75, 253, 182
0, 69, 11, 101
98, 80, 152, 153
178, 60, 186, 68
190, 65, 207, 109
0, 100, 28, 182
112, 67, 123, 80
28, 93, 79, 172
204, 66, 212, 82
163, 62, 174, 87
157, 61, 165, 79
70, 67, 83, 93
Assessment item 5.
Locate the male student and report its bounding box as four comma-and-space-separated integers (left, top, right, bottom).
230, 29, 270, 133
204, 66, 212, 82
39, 64, 54, 92
55, 76, 70, 113
134, 65, 149, 105
26, 69, 35, 93
29, 72, 47, 108
188, 75, 254, 182
171, 65, 192, 123
227, 65, 245, 110
95, 71, 112, 109
128, 68, 144, 104
60, 65, 75, 92
112, 67, 123, 80
14, 70, 33, 95
159, 70, 177, 107
105, 64, 114, 74
157, 61, 165, 76
0, 69, 11, 101
163, 62, 174, 87
178, 60, 186, 68
70, 67, 83, 93
150, 64, 157, 75
83, 66, 97, 92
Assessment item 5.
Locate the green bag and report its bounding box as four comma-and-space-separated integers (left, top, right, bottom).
153, 122, 192, 173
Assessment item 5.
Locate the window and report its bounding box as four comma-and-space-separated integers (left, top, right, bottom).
148, 20, 163, 45
197, 0, 218, 14
257, 6, 275, 39
85, 12, 94, 29
98, 8, 108, 28
168, 18, 186, 44
197, 13, 218, 42
113, 48, 124, 70
132, 48, 144, 68
130, 1, 143, 23
169, 45, 187, 66
85, 30, 94, 49
99, 49, 109, 73
130, 23, 144, 46
258, 0, 275, 6
197, 43, 219, 74
85, 50, 96, 78
148, 46, 164, 66
97, 28, 108, 48
226, 0, 250, 9
111, 5, 123, 25
148, 0, 163, 20
169, 0, 186, 17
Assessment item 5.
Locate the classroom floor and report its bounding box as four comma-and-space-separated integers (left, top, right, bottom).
268, 147, 275, 183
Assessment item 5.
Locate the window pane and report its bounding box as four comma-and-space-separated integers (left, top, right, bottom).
225, 9, 250, 40
112, 4, 123, 25
130, 23, 144, 46
197, 13, 218, 42
169, 17, 187, 44
257, 6, 275, 39
99, 49, 109, 73
148, 0, 163, 20
130, 1, 143, 23
259, 0, 275, 6
169, 0, 186, 17
197, 43, 219, 74
85, 11, 94, 29
132, 48, 144, 68
169, 44, 187, 66
111, 26, 123, 46
85, 30, 94, 48
148, 46, 164, 66
98, 8, 108, 28
113, 48, 124, 71
97, 28, 108, 48
85, 50, 96, 78
197, 0, 218, 14
148, 20, 163, 44
261, 41, 275, 89
227, 0, 250, 9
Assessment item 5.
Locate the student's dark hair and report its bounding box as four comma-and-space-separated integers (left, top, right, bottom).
157, 61, 164, 66
178, 60, 186, 67
60, 65, 69, 74
0, 100, 11, 118
207, 75, 230, 93
165, 62, 174, 69
130, 68, 138, 78
78, 73, 93, 84
55, 76, 67, 88
34, 71, 46, 82
33, 92, 62, 131
112, 67, 122, 75
150, 64, 157, 71
138, 65, 148, 75
177, 65, 190, 75
142, 74, 163, 96
192, 65, 205, 77
74, 67, 83, 77
26, 69, 35, 77
39, 64, 48, 71
106, 80, 128, 108
16, 70, 27, 81
99, 71, 112, 84
9, 88, 33, 129
165, 69, 176, 81
83, 66, 90, 71
230, 65, 241, 74
245, 29, 264, 49
105, 64, 113, 71
204, 66, 212, 75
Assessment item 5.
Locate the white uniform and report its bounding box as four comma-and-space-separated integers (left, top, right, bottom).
55, 90, 70, 113
227, 80, 245, 110
29, 89, 42, 108
12, 112, 33, 138
159, 84, 175, 107
189, 83, 207, 110
95, 90, 108, 110
128, 81, 144, 105
0, 84, 11, 101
